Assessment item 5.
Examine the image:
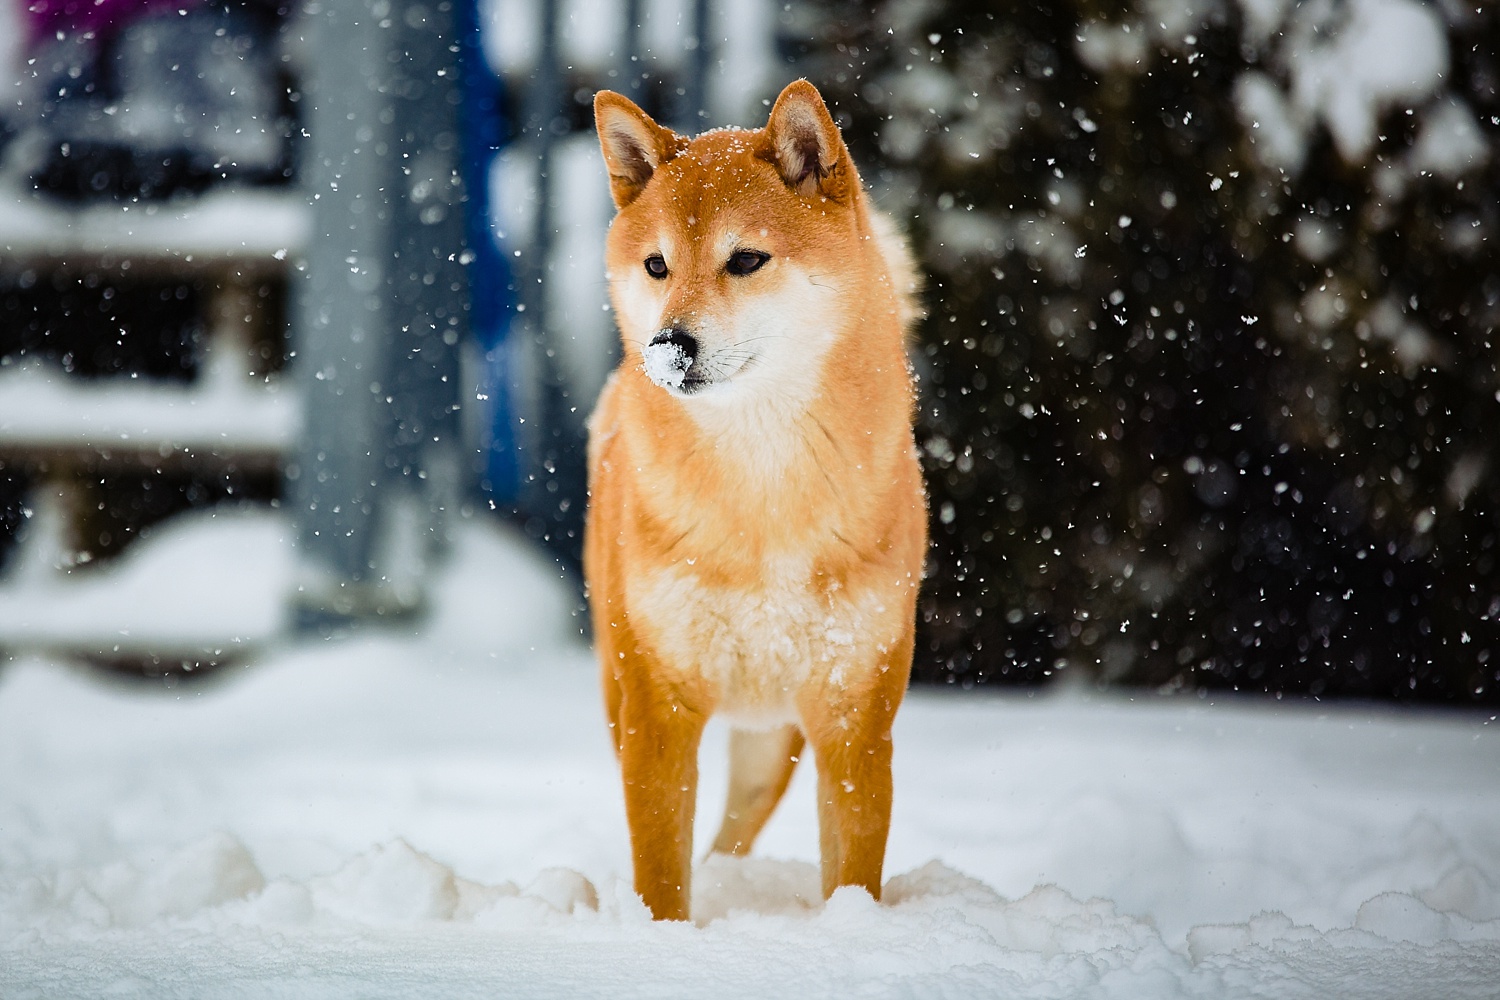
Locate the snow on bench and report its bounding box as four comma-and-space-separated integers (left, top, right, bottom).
0, 188, 310, 263
0, 359, 300, 459
0, 188, 311, 660
0, 506, 294, 661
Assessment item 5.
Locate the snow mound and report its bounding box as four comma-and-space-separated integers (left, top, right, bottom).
0, 506, 581, 660
2, 833, 265, 936
1356, 891, 1500, 946
2, 836, 604, 939
15, 835, 1480, 965
306, 840, 468, 924
1188, 887, 1500, 962
692, 853, 822, 923
1420, 865, 1500, 922
12, 839, 1172, 950
0, 506, 294, 655
288, 842, 596, 927
1, 536, 1497, 995
10, 837, 1500, 996
421, 515, 582, 654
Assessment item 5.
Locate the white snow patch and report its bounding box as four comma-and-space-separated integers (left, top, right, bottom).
1075, 20, 1150, 75
925, 209, 1007, 271
883, 62, 961, 119
307, 839, 467, 925
5, 832, 265, 934
1358, 294, 1445, 371
1141, 0, 1215, 49
1235, 70, 1309, 175
1421, 865, 1500, 922
1075, 1, 1212, 76
1294, 215, 1342, 264
1236, 0, 1294, 47
1407, 98, 1490, 180
0, 506, 294, 657
1288, 0, 1449, 163
0, 188, 310, 259
0, 519, 1498, 996
0, 358, 299, 454
1356, 890, 1500, 945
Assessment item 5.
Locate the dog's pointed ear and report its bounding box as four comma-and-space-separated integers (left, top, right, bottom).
595, 91, 685, 209
760, 80, 854, 201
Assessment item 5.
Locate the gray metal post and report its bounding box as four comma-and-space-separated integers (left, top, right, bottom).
620, 0, 643, 100
512, 0, 588, 571
288, 0, 468, 630
677, 0, 712, 130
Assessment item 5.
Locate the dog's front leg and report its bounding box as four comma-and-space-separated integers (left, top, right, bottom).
800, 671, 905, 902
617, 674, 708, 921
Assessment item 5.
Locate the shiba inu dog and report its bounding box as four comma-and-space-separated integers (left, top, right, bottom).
585, 79, 927, 921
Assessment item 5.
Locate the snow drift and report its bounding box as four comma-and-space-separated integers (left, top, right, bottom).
1, 516, 1498, 998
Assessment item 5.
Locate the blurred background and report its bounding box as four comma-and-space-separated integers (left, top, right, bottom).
0, 0, 1494, 705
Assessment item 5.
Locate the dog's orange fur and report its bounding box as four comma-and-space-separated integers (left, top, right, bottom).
585, 80, 926, 921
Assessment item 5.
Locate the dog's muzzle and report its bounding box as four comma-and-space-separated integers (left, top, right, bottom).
642, 327, 701, 392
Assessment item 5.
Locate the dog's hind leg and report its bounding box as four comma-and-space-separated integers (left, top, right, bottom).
709, 725, 805, 856
601, 652, 625, 756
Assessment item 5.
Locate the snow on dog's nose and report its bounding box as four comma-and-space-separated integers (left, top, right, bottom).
642, 328, 699, 391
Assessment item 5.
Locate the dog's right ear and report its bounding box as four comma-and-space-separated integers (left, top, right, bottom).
595, 92, 685, 209
761, 80, 855, 202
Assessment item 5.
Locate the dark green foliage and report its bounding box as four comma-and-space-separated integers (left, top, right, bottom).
783, 1, 1500, 701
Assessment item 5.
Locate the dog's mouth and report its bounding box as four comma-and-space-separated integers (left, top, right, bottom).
673, 373, 713, 396
641, 336, 753, 397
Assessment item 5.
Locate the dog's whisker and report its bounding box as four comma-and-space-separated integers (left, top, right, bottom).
731, 335, 790, 345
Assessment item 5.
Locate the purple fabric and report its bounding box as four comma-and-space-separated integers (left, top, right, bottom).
23, 0, 200, 44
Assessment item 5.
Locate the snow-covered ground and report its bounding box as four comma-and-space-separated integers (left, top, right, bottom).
2, 515, 1498, 998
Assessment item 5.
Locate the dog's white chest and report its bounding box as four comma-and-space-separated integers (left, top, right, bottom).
630, 561, 892, 726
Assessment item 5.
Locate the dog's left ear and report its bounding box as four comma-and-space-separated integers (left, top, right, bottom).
761, 80, 855, 202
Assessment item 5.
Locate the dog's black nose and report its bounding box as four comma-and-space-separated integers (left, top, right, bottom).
649, 328, 699, 366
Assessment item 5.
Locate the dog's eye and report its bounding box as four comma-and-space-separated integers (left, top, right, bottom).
726, 250, 770, 276
644, 255, 669, 280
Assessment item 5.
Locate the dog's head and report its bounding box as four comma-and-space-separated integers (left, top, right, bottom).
594, 81, 872, 404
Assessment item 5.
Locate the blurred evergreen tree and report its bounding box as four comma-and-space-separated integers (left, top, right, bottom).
784, 0, 1500, 702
